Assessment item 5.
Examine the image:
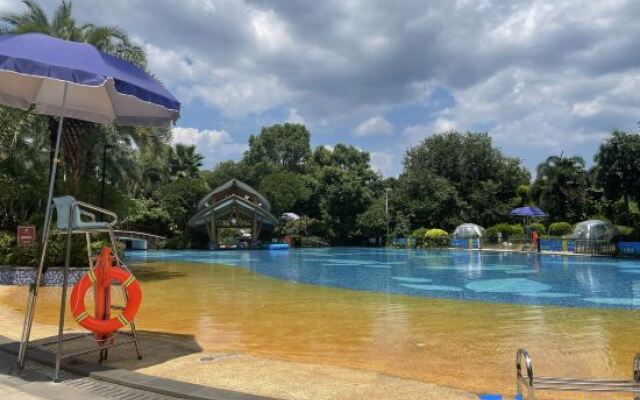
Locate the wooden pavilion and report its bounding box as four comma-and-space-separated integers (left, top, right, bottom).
188, 179, 278, 248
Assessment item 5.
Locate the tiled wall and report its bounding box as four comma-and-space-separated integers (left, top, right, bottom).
539, 239, 576, 252
0, 266, 85, 286
618, 242, 640, 256
451, 238, 480, 249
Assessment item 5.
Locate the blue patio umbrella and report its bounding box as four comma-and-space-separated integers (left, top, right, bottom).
0, 33, 180, 377
509, 206, 547, 218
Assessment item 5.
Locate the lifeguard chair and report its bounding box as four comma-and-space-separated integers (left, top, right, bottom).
18, 195, 142, 381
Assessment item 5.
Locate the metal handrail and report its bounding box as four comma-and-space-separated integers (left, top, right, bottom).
516, 349, 640, 400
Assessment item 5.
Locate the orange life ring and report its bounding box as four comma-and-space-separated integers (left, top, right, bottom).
70, 267, 142, 335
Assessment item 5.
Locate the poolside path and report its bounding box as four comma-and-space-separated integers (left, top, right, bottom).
0, 350, 180, 400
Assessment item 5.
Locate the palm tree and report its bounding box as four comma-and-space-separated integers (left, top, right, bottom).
532, 155, 588, 221
1, 1, 147, 193
169, 144, 204, 179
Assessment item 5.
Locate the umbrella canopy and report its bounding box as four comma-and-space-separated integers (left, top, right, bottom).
0, 33, 179, 126
509, 206, 546, 217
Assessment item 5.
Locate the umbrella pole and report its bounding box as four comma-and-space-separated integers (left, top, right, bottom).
17, 82, 69, 371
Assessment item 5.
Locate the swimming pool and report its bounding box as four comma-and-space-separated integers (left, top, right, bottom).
126, 248, 640, 309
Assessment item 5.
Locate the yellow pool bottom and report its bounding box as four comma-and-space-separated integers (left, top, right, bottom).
1, 260, 640, 400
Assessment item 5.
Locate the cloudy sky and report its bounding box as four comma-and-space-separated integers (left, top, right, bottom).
2, 0, 640, 176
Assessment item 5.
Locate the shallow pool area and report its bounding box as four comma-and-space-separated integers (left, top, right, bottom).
127, 248, 640, 309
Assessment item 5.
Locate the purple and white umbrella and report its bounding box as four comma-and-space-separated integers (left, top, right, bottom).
0, 33, 179, 125
509, 206, 546, 218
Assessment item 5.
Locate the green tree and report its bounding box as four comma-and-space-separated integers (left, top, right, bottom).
120, 198, 172, 235
158, 177, 208, 230
1, 0, 148, 192
531, 155, 588, 222
395, 131, 529, 229
516, 185, 531, 206
313, 145, 380, 242
356, 200, 387, 240
259, 172, 313, 216
169, 144, 204, 179
394, 169, 462, 229
202, 160, 248, 189
594, 131, 640, 224
244, 123, 312, 182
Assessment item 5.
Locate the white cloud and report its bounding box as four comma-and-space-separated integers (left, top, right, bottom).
287, 108, 307, 125
353, 116, 393, 137
369, 151, 394, 176
7, 0, 640, 174
404, 117, 456, 143
172, 127, 247, 168
145, 43, 293, 118
423, 67, 639, 152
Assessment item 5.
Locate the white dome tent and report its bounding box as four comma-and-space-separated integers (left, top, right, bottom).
573, 220, 617, 241
453, 223, 485, 239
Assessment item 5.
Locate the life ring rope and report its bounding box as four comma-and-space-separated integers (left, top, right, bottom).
70, 250, 142, 336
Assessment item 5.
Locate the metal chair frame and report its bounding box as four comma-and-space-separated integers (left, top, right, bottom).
516, 349, 640, 400
16, 198, 142, 381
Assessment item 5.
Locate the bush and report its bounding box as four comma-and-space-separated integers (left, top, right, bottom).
411, 228, 429, 238
424, 228, 449, 248
164, 228, 208, 250
485, 223, 524, 243
527, 223, 546, 235
0, 230, 124, 267
0, 231, 17, 261
410, 228, 429, 246
548, 222, 573, 237
616, 226, 640, 241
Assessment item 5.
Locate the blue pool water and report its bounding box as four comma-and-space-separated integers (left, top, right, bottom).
125, 248, 640, 309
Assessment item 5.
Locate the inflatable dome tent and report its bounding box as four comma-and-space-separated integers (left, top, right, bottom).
572, 220, 617, 241
453, 223, 485, 238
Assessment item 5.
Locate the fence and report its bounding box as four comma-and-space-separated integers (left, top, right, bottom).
390, 236, 640, 257
574, 239, 617, 255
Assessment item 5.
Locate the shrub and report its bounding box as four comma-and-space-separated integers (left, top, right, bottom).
527, 223, 546, 235
0, 230, 123, 267
410, 228, 429, 246
485, 223, 524, 243
411, 228, 429, 238
164, 228, 208, 250
0, 231, 17, 262
548, 222, 573, 237
424, 228, 449, 248
616, 226, 640, 241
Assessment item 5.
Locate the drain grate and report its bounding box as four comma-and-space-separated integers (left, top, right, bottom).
17, 360, 181, 400
199, 352, 240, 363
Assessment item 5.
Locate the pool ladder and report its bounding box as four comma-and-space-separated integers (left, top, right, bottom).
516, 349, 640, 400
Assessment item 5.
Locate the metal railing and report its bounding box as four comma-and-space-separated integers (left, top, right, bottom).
574, 239, 617, 255
516, 349, 640, 400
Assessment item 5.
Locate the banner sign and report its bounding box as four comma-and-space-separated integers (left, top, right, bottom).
17, 225, 36, 246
